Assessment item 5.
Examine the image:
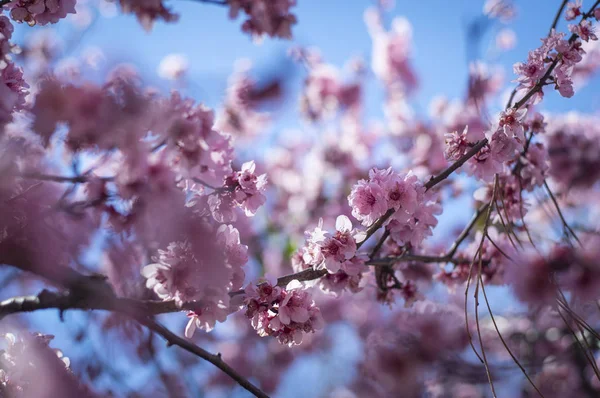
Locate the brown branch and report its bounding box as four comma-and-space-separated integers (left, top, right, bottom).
549, 0, 569, 36
0, 288, 269, 398
19, 172, 114, 184
139, 318, 269, 398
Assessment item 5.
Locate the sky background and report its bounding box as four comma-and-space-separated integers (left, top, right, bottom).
6, 0, 600, 396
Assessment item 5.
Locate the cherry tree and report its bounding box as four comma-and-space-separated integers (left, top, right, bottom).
1, 0, 600, 397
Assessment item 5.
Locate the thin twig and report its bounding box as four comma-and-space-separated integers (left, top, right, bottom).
479, 273, 544, 397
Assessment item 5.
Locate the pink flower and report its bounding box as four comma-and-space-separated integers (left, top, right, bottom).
513, 55, 545, 84
119, 0, 179, 31
382, 172, 418, 217
554, 67, 575, 98
569, 20, 598, 42
444, 126, 472, 161
565, 0, 582, 21
184, 301, 230, 336
348, 178, 388, 227
301, 215, 363, 273
367, 12, 417, 92
242, 279, 322, 346
228, 0, 297, 39
490, 129, 519, 162
498, 107, 527, 143
526, 112, 547, 133
519, 142, 549, 190
217, 224, 249, 267
467, 143, 504, 181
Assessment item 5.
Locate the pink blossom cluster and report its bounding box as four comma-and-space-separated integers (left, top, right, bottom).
142, 224, 248, 335
349, 168, 441, 248
215, 63, 270, 139
514, 14, 599, 102
298, 59, 361, 121
6, 0, 76, 26
444, 106, 535, 182
206, 160, 267, 222
362, 302, 468, 397
227, 0, 297, 40
0, 16, 14, 61
293, 215, 369, 295
118, 0, 179, 31
365, 9, 417, 93
507, 236, 600, 306
545, 113, 600, 187
243, 279, 324, 346
0, 63, 29, 130
0, 332, 89, 397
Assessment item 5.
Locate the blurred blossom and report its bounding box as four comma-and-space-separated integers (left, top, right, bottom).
495, 28, 516, 51
157, 53, 189, 81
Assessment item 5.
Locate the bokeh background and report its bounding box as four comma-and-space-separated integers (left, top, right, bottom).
3, 0, 600, 396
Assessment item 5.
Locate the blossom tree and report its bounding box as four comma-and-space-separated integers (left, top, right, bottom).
1, 0, 600, 397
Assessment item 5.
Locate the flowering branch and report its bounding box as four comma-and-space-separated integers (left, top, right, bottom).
513, 0, 600, 110
0, 288, 269, 398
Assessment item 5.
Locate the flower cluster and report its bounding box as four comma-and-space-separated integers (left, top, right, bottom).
507, 237, 600, 306
293, 215, 369, 295
206, 160, 267, 222
0, 62, 29, 129
142, 224, 248, 335
6, 0, 76, 26
0, 332, 87, 396
514, 10, 599, 102
349, 168, 441, 248
118, 0, 179, 31
545, 113, 600, 187
215, 62, 271, 139
365, 9, 417, 92
228, 0, 298, 40
298, 59, 361, 121
243, 279, 324, 346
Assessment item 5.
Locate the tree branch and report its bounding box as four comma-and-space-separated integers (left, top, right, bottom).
0, 288, 269, 398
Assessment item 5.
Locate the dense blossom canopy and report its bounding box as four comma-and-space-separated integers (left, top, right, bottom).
1, 0, 600, 397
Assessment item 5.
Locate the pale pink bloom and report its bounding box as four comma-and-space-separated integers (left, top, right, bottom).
444, 126, 472, 161
569, 20, 598, 42
483, 0, 516, 22
317, 215, 358, 273
348, 178, 388, 227
498, 107, 527, 143
490, 129, 519, 162
519, 142, 549, 190
157, 53, 188, 80
496, 28, 516, 51
382, 172, 418, 216
565, 0, 583, 21
554, 67, 575, 97
526, 111, 547, 133
208, 192, 237, 223
184, 300, 230, 337
367, 12, 417, 92
217, 224, 249, 267
513, 56, 545, 85
467, 144, 504, 181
